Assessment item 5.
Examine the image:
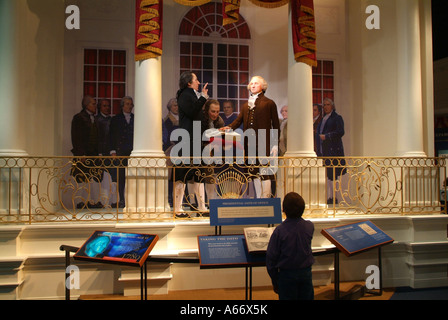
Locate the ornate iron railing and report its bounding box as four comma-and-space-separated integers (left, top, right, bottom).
0, 156, 446, 224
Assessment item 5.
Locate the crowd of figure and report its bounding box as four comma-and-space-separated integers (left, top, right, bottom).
70, 71, 345, 211
70, 95, 134, 209
69, 73, 346, 301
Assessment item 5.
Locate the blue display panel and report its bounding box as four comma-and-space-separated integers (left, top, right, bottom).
198, 235, 266, 268
74, 231, 158, 267
209, 198, 282, 226
321, 221, 394, 257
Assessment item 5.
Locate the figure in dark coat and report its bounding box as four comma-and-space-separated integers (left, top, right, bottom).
317, 98, 346, 204
109, 96, 134, 208
228, 76, 280, 198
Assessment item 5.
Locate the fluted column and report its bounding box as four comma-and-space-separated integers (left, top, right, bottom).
282, 4, 323, 205
126, 57, 168, 214
0, 0, 27, 157
132, 57, 164, 157
395, 0, 426, 157
286, 5, 316, 158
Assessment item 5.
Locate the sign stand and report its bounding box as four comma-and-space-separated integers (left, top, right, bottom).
60, 230, 158, 300
321, 220, 393, 299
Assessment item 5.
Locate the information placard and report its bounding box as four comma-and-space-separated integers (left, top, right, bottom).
197, 235, 266, 268
74, 231, 159, 267
321, 221, 394, 257
209, 198, 282, 226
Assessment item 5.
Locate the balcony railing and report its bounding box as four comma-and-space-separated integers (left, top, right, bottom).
0, 156, 446, 224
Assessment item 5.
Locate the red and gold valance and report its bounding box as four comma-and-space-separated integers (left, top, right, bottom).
135, 0, 163, 61
135, 0, 317, 67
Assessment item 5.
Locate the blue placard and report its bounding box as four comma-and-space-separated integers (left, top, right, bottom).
197, 235, 266, 268
209, 198, 282, 226
321, 220, 394, 256
74, 230, 159, 267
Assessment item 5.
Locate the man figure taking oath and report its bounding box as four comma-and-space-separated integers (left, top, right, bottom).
225, 75, 280, 198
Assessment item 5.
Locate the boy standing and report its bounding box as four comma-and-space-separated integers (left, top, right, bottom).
266, 192, 315, 300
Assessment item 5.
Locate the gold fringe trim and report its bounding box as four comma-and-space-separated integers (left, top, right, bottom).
173, 0, 211, 6
141, 0, 159, 7
138, 21, 161, 34
135, 50, 162, 62
294, 54, 317, 67
247, 0, 289, 9
140, 10, 160, 22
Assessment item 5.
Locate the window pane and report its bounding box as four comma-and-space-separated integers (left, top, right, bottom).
113, 84, 125, 99
218, 44, 227, 56
180, 56, 191, 69
228, 85, 237, 98
240, 86, 249, 99
98, 66, 111, 82
192, 42, 202, 55
113, 67, 126, 82
192, 56, 202, 69
323, 76, 334, 89
228, 58, 238, 70
84, 66, 97, 81
323, 61, 334, 74
203, 43, 213, 56
217, 58, 227, 70
228, 45, 238, 57
113, 51, 126, 66
203, 56, 213, 69
84, 49, 97, 64
239, 59, 249, 71
239, 72, 249, 85
239, 46, 249, 58
313, 75, 322, 89
203, 71, 213, 84
180, 42, 190, 55
229, 72, 238, 84
98, 83, 111, 97
218, 85, 227, 98
99, 50, 112, 64
84, 83, 96, 96
218, 71, 227, 83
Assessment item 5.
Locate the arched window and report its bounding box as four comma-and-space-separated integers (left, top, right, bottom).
179, 2, 251, 112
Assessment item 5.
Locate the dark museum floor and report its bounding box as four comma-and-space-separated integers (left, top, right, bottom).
80, 281, 397, 300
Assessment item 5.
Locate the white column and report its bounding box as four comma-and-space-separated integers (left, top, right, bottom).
126, 57, 168, 214
0, 0, 27, 157
395, 0, 426, 157
132, 57, 164, 157
283, 4, 324, 206
286, 5, 316, 158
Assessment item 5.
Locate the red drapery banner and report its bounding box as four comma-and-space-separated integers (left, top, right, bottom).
291, 0, 317, 67
135, 0, 163, 61
222, 0, 241, 26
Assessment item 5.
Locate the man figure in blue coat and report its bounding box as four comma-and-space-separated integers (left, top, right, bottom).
317, 98, 346, 204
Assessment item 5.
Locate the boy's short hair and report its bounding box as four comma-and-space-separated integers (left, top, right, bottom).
282, 192, 305, 218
